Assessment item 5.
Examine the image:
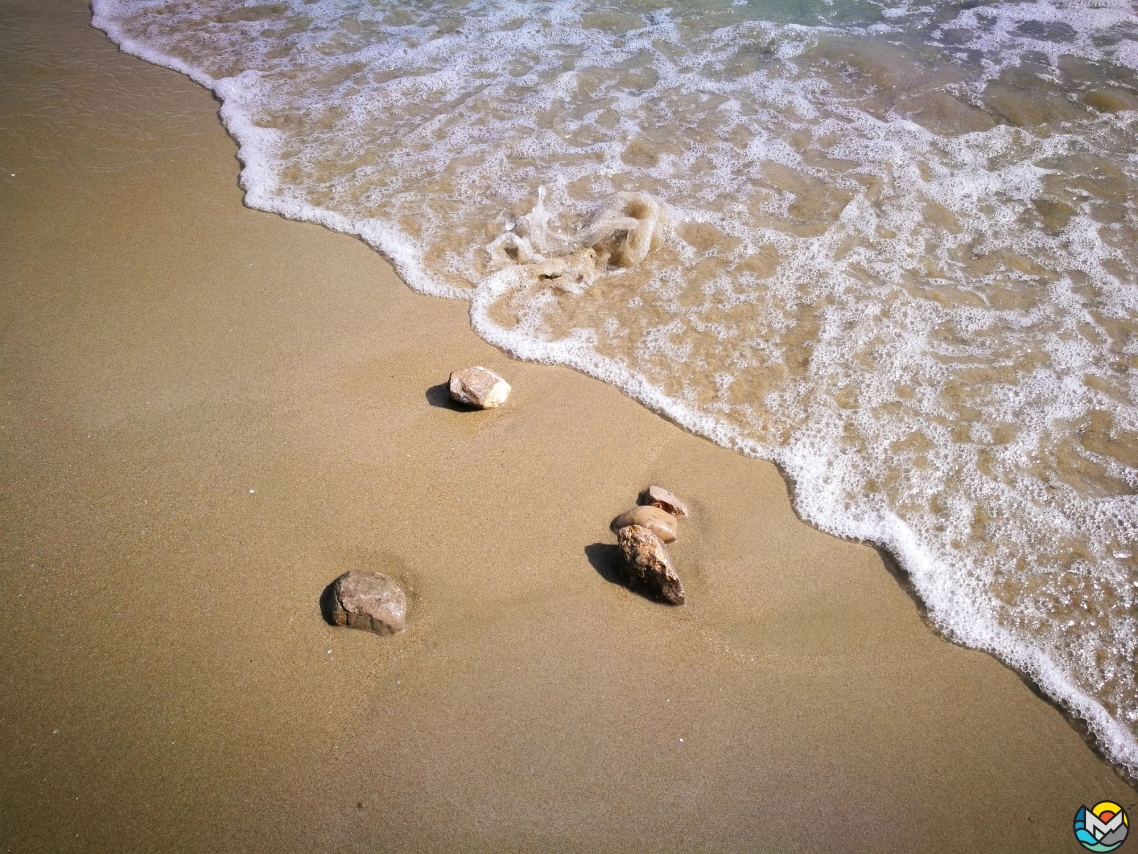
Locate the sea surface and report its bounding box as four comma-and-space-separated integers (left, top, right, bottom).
92, 0, 1138, 774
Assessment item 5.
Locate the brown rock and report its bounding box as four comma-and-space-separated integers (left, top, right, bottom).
617, 524, 685, 605
610, 505, 678, 543
639, 484, 689, 519
448, 366, 511, 409
324, 571, 408, 635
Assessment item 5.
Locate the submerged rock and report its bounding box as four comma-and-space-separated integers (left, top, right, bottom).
448, 366, 511, 409
617, 524, 685, 605
610, 504, 678, 544
639, 485, 689, 519
324, 571, 408, 636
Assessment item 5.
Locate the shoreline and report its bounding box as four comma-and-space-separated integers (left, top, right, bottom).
1, 1, 1135, 852
91, 0, 1138, 781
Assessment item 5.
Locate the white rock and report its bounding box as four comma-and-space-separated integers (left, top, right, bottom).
448, 366, 511, 409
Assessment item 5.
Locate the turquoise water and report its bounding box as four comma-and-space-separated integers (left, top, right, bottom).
93, 0, 1138, 775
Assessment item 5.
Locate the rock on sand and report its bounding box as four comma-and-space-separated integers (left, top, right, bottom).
448, 366, 511, 409
324, 570, 408, 635
610, 504, 678, 543
617, 524, 685, 605
639, 485, 689, 519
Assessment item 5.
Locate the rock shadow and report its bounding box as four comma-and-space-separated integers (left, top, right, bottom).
425, 382, 476, 411
584, 542, 626, 586
318, 580, 340, 627
585, 541, 677, 605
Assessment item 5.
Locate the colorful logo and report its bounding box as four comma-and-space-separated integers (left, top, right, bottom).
1074, 801, 1129, 852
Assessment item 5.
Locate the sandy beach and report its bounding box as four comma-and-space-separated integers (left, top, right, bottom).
1, 1, 1135, 851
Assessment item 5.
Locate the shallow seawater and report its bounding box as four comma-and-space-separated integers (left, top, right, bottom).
92, 0, 1138, 774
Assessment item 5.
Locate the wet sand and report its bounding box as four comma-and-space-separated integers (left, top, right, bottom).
1, 1, 1135, 851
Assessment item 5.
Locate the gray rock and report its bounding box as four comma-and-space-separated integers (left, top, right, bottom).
610, 505, 678, 543
617, 524, 685, 605
639, 484, 689, 519
448, 366, 511, 409
325, 571, 408, 635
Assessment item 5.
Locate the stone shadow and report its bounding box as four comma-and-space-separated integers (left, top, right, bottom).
584, 542, 626, 587
318, 580, 340, 627
425, 381, 477, 411
585, 541, 681, 605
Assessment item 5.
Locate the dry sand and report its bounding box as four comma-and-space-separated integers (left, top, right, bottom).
1, 1, 1135, 851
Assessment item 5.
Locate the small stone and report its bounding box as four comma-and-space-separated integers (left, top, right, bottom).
639, 485, 689, 519
324, 571, 407, 635
610, 505, 678, 543
448, 366, 511, 409
617, 524, 685, 605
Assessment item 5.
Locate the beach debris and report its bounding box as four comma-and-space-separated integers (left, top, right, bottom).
610, 504, 678, 544
323, 570, 407, 636
639, 485, 689, 519
617, 525, 685, 605
484, 188, 672, 294
448, 365, 511, 409
577, 191, 665, 269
